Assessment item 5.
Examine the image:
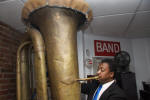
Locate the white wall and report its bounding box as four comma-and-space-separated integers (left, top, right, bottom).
77, 31, 84, 78
77, 31, 135, 77
132, 38, 150, 92
83, 33, 135, 76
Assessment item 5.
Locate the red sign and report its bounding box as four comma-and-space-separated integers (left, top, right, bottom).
94, 40, 121, 56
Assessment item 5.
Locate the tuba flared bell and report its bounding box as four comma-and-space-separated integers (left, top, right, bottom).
17, 0, 93, 100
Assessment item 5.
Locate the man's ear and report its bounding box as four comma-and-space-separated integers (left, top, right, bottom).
110, 72, 114, 78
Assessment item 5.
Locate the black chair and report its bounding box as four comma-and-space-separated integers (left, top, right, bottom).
140, 81, 150, 100
140, 90, 150, 100
142, 81, 150, 92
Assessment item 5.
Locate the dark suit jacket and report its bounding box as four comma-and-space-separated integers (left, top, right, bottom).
81, 81, 127, 100
81, 80, 99, 100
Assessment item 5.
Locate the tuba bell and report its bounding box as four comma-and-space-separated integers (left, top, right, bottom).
17, 0, 92, 100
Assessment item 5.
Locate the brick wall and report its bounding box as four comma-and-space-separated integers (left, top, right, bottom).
0, 21, 23, 100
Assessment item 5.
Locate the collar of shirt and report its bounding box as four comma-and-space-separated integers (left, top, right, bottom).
95, 80, 115, 100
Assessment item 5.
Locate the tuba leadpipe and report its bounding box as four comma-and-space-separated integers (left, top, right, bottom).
76, 75, 99, 81
20, 47, 30, 100
27, 27, 48, 100
17, 27, 49, 100
16, 41, 31, 100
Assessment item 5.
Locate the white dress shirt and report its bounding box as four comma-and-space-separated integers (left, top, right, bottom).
93, 80, 115, 100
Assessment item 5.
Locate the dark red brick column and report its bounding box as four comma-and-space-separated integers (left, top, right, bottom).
0, 21, 24, 100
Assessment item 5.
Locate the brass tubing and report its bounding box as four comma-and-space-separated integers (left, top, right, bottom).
27, 27, 48, 100
29, 7, 85, 100
20, 47, 30, 100
76, 76, 99, 81
17, 41, 31, 100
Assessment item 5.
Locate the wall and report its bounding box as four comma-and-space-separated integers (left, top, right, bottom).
0, 22, 22, 100
77, 31, 84, 79
77, 32, 135, 77
132, 38, 150, 93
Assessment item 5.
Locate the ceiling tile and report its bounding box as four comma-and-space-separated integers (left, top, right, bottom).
86, 0, 141, 17
126, 11, 150, 37
0, 0, 9, 2
127, 11, 150, 32
0, 0, 24, 30
90, 14, 133, 37
126, 30, 150, 38
138, 0, 150, 11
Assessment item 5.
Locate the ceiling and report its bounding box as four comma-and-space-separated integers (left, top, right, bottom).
0, 0, 150, 38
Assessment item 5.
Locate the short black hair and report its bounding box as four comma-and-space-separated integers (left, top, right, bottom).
101, 58, 117, 77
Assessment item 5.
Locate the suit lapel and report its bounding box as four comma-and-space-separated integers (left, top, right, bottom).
99, 82, 116, 100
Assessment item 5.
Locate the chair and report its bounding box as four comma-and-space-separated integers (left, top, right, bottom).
140, 90, 150, 100
142, 81, 150, 92
140, 81, 150, 100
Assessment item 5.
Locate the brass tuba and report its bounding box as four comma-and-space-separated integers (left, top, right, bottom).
16, 0, 92, 100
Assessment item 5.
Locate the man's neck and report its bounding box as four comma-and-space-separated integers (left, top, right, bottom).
100, 79, 114, 85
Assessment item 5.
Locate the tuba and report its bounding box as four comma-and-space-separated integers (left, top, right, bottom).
16, 0, 92, 100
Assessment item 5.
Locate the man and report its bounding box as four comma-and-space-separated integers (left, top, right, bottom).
81, 58, 127, 100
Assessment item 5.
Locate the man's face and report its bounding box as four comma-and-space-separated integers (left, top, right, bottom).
96, 62, 114, 84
